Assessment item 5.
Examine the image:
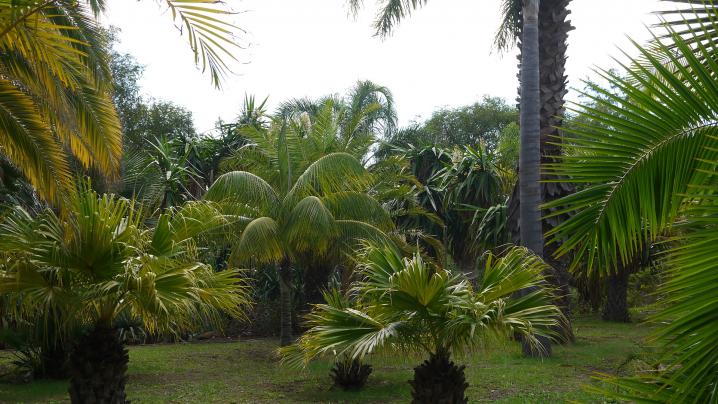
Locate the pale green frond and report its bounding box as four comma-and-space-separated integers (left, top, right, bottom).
162, 0, 243, 88
229, 216, 283, 265
284, 196, 336, 256
322, 191, 394, 230
348, 0, 429, 38
286, 152, 370, 205
476, 246, 552, 303
205, 170, 279, 216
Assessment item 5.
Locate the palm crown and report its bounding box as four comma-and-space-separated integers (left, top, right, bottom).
283, 243, 561, 365
0, 187, 250, 335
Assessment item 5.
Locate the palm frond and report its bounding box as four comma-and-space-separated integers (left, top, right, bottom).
545, 29, 718, 275
162, 0, 243, 88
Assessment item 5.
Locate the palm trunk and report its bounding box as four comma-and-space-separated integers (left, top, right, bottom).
409, 349, 468, 404
68, 324, 129, 404
538, 0, 575, 343
603, 261, 631, 323
519, 0, 543, 257
508, 0, 575, 343
277, 261, 293, 346
519, 0, 552, 358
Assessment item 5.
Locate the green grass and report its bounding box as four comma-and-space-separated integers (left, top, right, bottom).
0, 317, 650, 403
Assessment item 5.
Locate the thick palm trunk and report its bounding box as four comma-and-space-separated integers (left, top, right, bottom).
537, 0, 575, 343
278, 262, 293, 346
519, 0, 552, 358
68, 324, 129, 404
409, 349, 468, 404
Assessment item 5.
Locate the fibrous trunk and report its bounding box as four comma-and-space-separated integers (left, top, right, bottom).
68, 324, 129, 404
278, 262, 293, 346
409, 350, 468, 404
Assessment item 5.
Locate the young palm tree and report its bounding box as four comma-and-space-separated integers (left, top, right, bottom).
545, 3, 718, 400
0, 188, 250, 403
283, 243, 561, 403
205, 108, 394, 346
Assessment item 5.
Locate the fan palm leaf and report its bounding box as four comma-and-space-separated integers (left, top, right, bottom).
283, 243, 560, 366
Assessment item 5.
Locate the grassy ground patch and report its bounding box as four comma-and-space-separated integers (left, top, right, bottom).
0, 317, 650, 403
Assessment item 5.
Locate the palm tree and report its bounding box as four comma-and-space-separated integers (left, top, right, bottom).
0, 187, 250, 403
0, 0, 122, 203
0, 0, 241, 204
283, 242, 561, 403
123, 136, 201, 212
544, 3, 718, 400
205, 109, 394, 346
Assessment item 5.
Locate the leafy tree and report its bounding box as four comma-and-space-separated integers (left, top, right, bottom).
0, 187, 250, 402
545, 2, 718, 400
283, 242, 561, 402
205, 109, 394, 346
420, 96, 517, 151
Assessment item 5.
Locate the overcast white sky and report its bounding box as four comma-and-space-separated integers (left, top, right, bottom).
101, 0, 668, 134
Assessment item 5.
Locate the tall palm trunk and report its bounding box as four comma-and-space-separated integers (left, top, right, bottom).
278, 261, 293, 346
509, 0, 575, 342
519, 0, 543, 258
519, 0, 552, 358
68, 324, 129, 404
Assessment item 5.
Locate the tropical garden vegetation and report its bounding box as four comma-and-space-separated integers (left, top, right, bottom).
0, 0, 717, 403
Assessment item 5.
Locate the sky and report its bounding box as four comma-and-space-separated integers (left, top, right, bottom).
101, 0, 668, 134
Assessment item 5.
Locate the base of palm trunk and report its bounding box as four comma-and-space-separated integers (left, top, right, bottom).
278, 264, 293, 347
603, 271, 630, 323
68, 325, 129, 404
409, 351, 468, 404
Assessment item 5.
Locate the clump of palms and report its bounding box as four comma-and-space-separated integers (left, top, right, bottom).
0, 187, 250, 403
283, 242, 561, 403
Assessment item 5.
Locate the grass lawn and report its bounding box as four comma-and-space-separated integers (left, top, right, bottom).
0, 317, 650, 403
